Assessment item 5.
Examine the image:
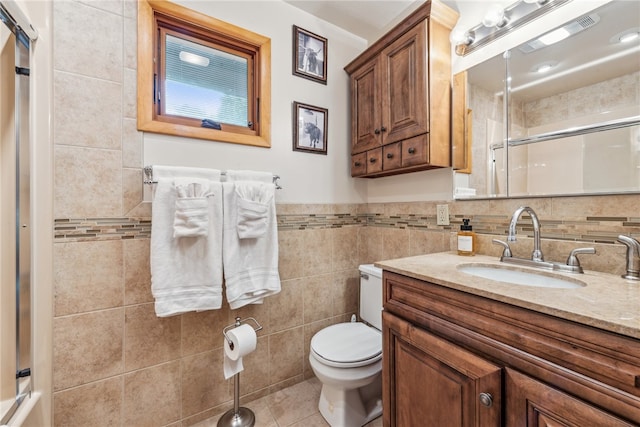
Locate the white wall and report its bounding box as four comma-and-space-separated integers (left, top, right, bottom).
144, 0, 369, 204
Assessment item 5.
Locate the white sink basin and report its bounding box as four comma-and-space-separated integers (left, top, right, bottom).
457, 264, 586, 289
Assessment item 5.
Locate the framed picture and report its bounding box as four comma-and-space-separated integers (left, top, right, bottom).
293, 102, 328, 155
293, 25, 327, 84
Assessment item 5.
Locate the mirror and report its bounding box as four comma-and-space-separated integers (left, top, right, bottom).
453, 0, 640, 199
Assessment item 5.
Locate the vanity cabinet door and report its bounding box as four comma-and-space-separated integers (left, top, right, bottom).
382, 311, 501, 427
350, 57, 382, 155
505, 368, 635, 427
380, 20, 428, 145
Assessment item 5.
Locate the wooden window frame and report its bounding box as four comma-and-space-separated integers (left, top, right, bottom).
138, 0, 271, 147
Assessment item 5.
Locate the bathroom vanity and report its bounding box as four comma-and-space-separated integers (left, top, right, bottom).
376, 253, 640, 426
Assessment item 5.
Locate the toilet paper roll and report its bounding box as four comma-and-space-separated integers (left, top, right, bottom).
223, 323, 257, 379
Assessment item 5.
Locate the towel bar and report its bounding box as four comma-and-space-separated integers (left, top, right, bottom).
143, 165, 282, 189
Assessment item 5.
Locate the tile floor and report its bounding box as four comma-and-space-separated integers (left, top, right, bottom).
194, 377, 383, 427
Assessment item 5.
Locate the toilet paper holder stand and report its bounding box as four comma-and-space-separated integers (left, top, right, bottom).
222, 316, 262, 349
218, 317, 263, 427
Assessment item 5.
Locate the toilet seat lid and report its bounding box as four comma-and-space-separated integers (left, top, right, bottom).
311, 322, 381, 366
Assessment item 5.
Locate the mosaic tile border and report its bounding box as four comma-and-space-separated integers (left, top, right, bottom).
54, 218, 151, 242
54, 213, 640, 243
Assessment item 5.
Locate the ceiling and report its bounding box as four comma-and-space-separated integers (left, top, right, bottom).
283, 0, 442, 41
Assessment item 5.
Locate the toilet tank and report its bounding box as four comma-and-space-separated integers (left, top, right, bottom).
358, 264, 383, 330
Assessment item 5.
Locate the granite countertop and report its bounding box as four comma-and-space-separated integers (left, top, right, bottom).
375, 252, 640, 339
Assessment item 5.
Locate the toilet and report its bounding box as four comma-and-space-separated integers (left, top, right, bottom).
309, 264, 383, 427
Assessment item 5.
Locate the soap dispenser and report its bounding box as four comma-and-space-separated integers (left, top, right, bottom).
457, 218, 476, 256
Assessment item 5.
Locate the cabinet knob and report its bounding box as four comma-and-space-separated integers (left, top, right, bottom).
408, 147, 416, 154
479, 392, 493, 407
374, 128, 381, 134
369, 157, 377, 163
380, 126, 387, 132
386, 153, 394, 159
354, 161, 362, 167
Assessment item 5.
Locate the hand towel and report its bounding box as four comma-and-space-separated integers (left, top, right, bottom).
151, 166, 223, 316
222, 170, 281, 309
235, 181, 274, 239
173, 179, 212, 238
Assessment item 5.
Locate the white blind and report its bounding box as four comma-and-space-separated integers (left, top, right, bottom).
164, 34, 249, 127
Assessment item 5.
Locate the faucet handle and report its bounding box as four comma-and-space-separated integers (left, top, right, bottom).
566, 247, 595, 267
617, 235, 640, 280
492, 239, 512, 259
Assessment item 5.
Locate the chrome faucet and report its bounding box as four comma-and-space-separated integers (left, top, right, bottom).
508, 206, 543, 262
617, 235, 640, 281
492, 206, 595, 274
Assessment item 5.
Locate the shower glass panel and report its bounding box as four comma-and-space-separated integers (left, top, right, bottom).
0, 0, 34, 424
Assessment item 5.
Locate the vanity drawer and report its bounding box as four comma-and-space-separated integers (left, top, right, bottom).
366, 148, 383, 174
383, 142, 402, 170
351, 152, 367, 176
401, 134, 428, 167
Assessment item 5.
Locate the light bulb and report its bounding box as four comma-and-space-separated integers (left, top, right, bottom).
450, 27, 467, 44
482, 5, 507, 28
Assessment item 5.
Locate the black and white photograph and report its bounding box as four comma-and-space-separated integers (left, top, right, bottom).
292, 25, 327, 84
293, 101, 328, 155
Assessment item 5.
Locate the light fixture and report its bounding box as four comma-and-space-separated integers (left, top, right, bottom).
537, 27, 570, 46
620, 32, 640, 43
531, 61, 558, 74
179, 51, 210, 67
611, 28, 640, 44
454, 0, 572, 56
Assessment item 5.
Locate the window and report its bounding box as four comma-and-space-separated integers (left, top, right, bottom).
138, 1, 271, 147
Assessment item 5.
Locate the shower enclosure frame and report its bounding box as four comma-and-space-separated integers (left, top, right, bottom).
0, 1, 37, 424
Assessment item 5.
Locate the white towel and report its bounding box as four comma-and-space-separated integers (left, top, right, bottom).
173, 179, 212, 238
235, 181, 273, 239
222, 170, 281, 309
151, 166, 223, 316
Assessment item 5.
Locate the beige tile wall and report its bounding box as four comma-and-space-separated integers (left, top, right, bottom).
51, 1, 640, 426
52, 214, 364, 426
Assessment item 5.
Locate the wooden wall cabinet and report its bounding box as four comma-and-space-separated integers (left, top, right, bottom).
345, 1, 458, 178
382, 271, 640, 427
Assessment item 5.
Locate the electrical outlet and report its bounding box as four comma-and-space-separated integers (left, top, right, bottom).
436, 204, 450, 225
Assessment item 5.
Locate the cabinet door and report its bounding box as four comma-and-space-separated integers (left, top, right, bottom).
383, 311, 501, 427
505, 369, 635, 427
350, 58, 382, 154
380, 20, 428, 145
